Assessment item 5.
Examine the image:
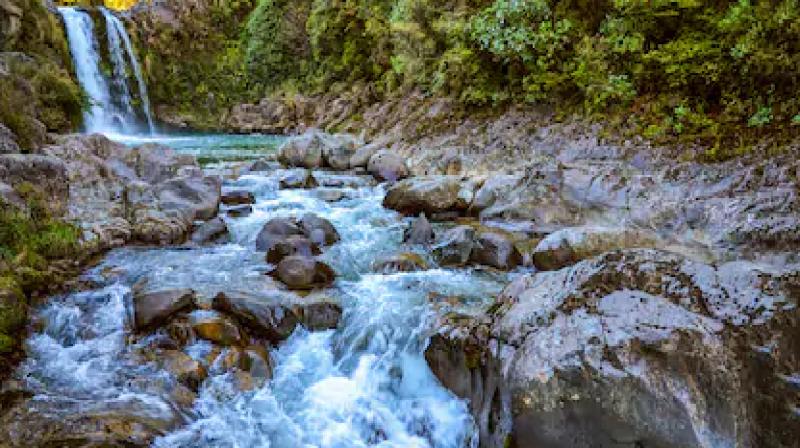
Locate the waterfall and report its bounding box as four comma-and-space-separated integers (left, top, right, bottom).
58, 7, 112, 134
101, 8, 155, 134
58, 7, 155, 135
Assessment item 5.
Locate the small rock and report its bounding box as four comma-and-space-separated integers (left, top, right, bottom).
266, 235, 321, 264
279, 168, 318, 189
227, 205, 253, 218
470, 231, 523, 270
160, 349, 207, 390
404, 214, 435, 245
190, 217, 228, 244
221, 190, 255, 205
432, 226, 476, 267
255, 217, 304, 251
373, 252, 429, 273
315, 188, 346, 202
188, 310, 243, 346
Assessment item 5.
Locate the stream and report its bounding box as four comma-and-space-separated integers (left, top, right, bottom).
15, 134, 512, 447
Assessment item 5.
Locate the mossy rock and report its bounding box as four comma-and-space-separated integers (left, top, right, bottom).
0, 276, 26, 354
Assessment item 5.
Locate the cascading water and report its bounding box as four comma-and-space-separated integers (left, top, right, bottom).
102, 7, 155, 134
58, 7, 113, 134
11, 141, 512, 447
58, 7, 155, 135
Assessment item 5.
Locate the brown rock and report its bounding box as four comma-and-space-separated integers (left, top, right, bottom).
134, 288, 195, 331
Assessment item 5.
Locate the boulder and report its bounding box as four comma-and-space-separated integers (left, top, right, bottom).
188, 310, 243, 346
133, 288, 195, 331
159, 349, 208, 390
299, 213, 340, 246
470, 230, 523, 270
426, 249, 800, 448
271, 256, 336, 290
190, 217, 228, 244
221, 190, 255, 205
279, 168, 318, 189
133, 143, 197, 185
350, 142, 381, 168
277, 132, 324, 168
321, 134, 360, 170
266, 235, 321, 264
255, 217, 304, 251
404, 213, 435, 245
367, 150, 409, 182
383, 176, 473, 217
213, 289, 341, 341
432, 225, 476, 266
532, 226, 659, 271
373, 252, 428, 273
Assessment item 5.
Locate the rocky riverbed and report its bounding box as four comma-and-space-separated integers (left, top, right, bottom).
0, 122, 798, 447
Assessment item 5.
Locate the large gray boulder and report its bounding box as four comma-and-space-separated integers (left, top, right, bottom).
426, 249, 800, 448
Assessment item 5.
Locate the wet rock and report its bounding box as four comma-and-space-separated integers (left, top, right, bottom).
367, 150, 409, 182
373, 252, 428, 273
383, 176, 473, 217
432, 225, 476, 267
221, 190, 255, 205
299, 213, 340, 246
427, 249, 800, 448
532, 226, 659, 271
134, 288, 195, 331
227, 205, 252, 218
0, 396, 181, 447
271, 256, 336, 290
255, 217, 304, 251
266, 235, 321, 264
404, 213, 434, 245
279, 168, 318, 189
315, 188, 346, 202
470, 230, 523, 270
248, 158, 280, 172
188, 310, 243, 346
0, 123, 20, 154
213, 289, 341, 341
190, 217, 228, 244
160, 349, 208, 390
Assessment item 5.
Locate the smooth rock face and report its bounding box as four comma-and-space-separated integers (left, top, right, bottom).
134, 288, 195, 331
368, 150, 409, 182
426, 249, 800, 448
532, 226, 659, 271
271, 256, 336, 290
383, 176, 471, 216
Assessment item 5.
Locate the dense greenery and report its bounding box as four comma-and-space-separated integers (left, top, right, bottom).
143, 0, 800, 155
0, 184, 79, 353
0, 0, 85, 150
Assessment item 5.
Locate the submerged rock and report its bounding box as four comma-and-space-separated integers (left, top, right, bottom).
227, 205, 252, 218
373, 252, 429, 273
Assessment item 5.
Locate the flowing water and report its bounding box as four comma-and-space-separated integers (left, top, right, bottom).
59, 7, 155, 134
16, 135, 513, 447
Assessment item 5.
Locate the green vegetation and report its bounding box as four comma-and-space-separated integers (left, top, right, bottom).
0, 184, 79, 353
1, 0, 85, 150
141, 0, 800, 157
